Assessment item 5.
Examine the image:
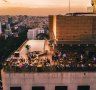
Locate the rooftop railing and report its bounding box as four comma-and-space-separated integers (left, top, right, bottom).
3, 63, 96, 73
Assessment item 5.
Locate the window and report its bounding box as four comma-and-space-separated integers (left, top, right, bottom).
32, 86, 45, 90
55, 86, 67, 90
10, 87, 21, 90
78, 86, 90, 90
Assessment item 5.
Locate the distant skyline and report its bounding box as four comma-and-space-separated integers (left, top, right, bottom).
0, 0, 91, 16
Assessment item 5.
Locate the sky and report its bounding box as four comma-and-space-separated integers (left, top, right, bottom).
0, 0, 91, 15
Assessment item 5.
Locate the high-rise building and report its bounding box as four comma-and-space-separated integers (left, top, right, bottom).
0, 22, 2, 34
49, 14, 96, 44
2, 39, 96, 90
8, 17, 13, 24
91, 0, 96, 12
2, 14, 96, 90
6, 23, 11, 30
4, 22, 12, 39
5, 29, 12, 39
87, 0, 96, 13
27, 29, 38, 40
27, 28, 44, 40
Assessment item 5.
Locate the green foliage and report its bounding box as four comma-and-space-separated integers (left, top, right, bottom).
36, 33, 49, 40
0, 28, 27, 63
25, 45, 30, 50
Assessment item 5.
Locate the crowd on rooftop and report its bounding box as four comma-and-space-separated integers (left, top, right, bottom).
51, 45, 96, 71
3, 44, 96, 72
3, 51, 51, 72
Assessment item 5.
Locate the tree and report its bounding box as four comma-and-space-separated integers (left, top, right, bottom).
25, 45, 30, 53
36, 33, 49, 40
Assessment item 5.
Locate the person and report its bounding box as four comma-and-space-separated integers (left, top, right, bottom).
52, 54, 55, 61
58, 52, 61, 60
63, 53, 67, 60
93, 56, 96, 62
80, 54, 83, 60
46, 58, 50, 64
52, 53, 57, 65
35, 55, 39, 60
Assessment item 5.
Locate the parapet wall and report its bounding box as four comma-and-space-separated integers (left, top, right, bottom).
1, 70, 96, 90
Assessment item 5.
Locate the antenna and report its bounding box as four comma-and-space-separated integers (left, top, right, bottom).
69, 0, 70, 13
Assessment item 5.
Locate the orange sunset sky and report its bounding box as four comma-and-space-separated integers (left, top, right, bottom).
0, 0, 91, 16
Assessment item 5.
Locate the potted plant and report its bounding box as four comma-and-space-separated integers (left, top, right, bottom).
25, 45, 30, 54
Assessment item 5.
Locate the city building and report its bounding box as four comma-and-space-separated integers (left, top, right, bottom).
27, 29, 38, 40
2, 3, 96, 90
27, 28, 44, 40
6, 23, 11, 30
2, 39, 96, 90
91, 0, 96, 12
88, 0, 96, 13
0, 22, 2, 34
8, 17, 14, 24
2, 71, 96, 90
5, 29, 12, 39
49, 14, 96, 45
38, 28, 44, 34
1, 13, 96, 90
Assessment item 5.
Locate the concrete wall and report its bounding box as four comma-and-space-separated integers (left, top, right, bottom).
56, 16, 92, 41
1, 70, 96, 90
49, 15, 54, 39
49, 15, 96, 41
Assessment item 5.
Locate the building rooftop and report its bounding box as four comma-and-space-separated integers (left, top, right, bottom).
65, 12, 96, 16
2, 40, 96, 73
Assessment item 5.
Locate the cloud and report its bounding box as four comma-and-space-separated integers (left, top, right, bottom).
0, 7, 87, 16
2, 0, 8, 2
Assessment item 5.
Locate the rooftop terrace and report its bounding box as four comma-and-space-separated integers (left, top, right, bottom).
2, 40, 96, 72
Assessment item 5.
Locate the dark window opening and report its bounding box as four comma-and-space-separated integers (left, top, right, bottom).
78, 86, 90, 90
10, 87, 21, 90
55, 86, 67, 90
32, 86, 45, 90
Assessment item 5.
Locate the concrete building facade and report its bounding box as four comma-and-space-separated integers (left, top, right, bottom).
91, 0, 96, 12
87, 0, 96, 13
27, 28, 44, 40
27, 29, 38, 40
1, 70, 96, 90
49, 15, 96, 43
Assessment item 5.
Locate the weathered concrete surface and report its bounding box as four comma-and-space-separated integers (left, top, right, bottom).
1, 70, 96, 90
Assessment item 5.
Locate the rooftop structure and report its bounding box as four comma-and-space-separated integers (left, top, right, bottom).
65, 12, 96, 16
27, 28, 44, 40
2, 14, 96, 90
87, 0, 96, 13
49, 15, 96, 44
91, 0, 96, 12
2, 40, 96, 90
